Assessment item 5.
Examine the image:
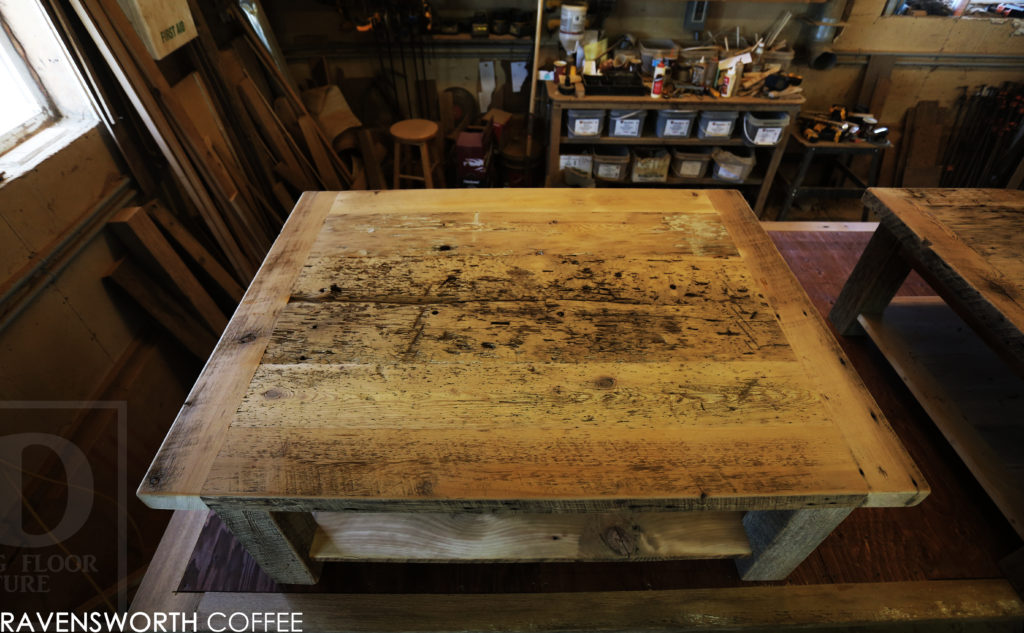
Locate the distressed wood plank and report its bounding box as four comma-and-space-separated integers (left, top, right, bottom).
233, 362, 818, 430
191, 580, 1024, 631
737, 507, 853, 581
212, 508, 322, 585
708, 189, 927, 508
291, 254, 756, 305
138, 193, 336, 510
108, 206, 228, 335
264, 301, 791, 364
202, 423, 867, 511
310, 511, 750, 562
828, 222, 912, 336
308, 210, 737, 258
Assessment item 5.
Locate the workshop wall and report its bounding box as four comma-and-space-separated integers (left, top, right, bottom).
268, 0, 1024, 138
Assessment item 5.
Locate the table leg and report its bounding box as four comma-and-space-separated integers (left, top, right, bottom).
828, 223, 912, 336
214, 508, 323, 585
737, 507, 853, 581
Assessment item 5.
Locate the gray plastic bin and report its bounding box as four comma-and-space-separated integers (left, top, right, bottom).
671, 147, 713, 180
697, 110, 739, 139
742, 111, 791, 146
656, 110, 697, 138
593, 146, 630, 181
711, 147, 755, 182
631, 148, 671, 183
567, 109, 605, 139
608, 109, 647, 138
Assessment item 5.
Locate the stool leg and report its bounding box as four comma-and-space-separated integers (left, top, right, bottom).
393, 141, 402, 190
419, 142, 434, 189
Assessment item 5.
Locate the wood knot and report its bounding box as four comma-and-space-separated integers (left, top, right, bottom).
237, 332, 257, 344
601, 525, 636, 557
263, 388, 286, 400
594, 376, 616, 389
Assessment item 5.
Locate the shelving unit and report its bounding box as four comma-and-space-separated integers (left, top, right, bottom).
545, 81, 803, 217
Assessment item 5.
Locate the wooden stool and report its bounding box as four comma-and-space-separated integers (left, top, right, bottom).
390, 119, 445, 189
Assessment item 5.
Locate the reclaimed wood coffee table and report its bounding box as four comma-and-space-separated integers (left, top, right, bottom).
138, 189, 927, 585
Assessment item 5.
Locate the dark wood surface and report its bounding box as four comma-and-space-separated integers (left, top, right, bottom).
177, 228, 1021, 594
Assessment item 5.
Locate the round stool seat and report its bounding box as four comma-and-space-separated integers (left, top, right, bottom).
390, 119, 439, 143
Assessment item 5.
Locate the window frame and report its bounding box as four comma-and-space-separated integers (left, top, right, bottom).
0, 14, 58, 156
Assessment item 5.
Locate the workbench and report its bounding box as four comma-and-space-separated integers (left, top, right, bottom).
830, 188, 1024, 572
545, 82, 804, 217
138, 189, 926, 587
775, 131, 890, 221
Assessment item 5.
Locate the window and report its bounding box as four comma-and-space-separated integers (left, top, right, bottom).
0, 17, 55, 156
0, 2, 97, 177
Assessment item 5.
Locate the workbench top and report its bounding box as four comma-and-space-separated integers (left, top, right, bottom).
138, 189, 925, 514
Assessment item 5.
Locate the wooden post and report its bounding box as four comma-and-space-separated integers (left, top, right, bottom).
213, 509, 323, 585
737, 507, 853, 581
828, 223, 911, 335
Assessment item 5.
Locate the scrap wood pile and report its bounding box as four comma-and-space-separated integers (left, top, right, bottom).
66, 0, 363, 287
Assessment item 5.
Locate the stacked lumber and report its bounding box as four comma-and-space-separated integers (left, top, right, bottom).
105, 201, 238, 358
68, 0, 356, 286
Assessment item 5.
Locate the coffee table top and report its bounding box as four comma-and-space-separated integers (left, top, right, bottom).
865, 188, 1024, 371
138, 189, 926, 512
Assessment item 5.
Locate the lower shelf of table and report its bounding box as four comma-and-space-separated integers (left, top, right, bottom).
309, 510, 751, 563
859, 296, 1024, 540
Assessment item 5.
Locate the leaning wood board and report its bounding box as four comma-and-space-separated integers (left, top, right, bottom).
138, 190, 927, 584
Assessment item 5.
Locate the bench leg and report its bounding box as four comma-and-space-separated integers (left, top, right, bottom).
737, 507, 853, 581
214, 508, 323, 585
828, 223, 911, 335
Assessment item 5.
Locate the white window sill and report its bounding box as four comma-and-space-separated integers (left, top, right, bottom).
0, 116, 99, 187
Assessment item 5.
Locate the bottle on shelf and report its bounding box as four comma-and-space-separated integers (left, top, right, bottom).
651, 59, 667, 97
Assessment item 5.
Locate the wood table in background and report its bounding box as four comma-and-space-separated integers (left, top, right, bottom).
830, 188, 1024, 557
138, 189, 926, 585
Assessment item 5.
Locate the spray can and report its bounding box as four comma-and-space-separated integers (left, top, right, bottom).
651, 59, 667, 97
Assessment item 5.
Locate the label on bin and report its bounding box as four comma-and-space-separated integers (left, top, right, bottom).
560, 155, 593, 172
716, 164, 743, 180
573, 118, 601, 135
705, 120, 733, 137
753, 127, 782, 145
664, 118, 690, 136
613, 119, 640, 136
597, 163, 621, 179
678, 160, 702, 177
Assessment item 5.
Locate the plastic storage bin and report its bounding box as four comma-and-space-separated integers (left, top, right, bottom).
567, 109, 605, 139
608, 109, 647, 138
593, 146, 630, 181
559, 146, 593, 176
711, 147, 756, 182
631, 148, 671, 183
742, 111, 791, 146
670, 147, 713, 180
697, 110, 739, 139
639, 39, 679, 75
656, 110, 697, 138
